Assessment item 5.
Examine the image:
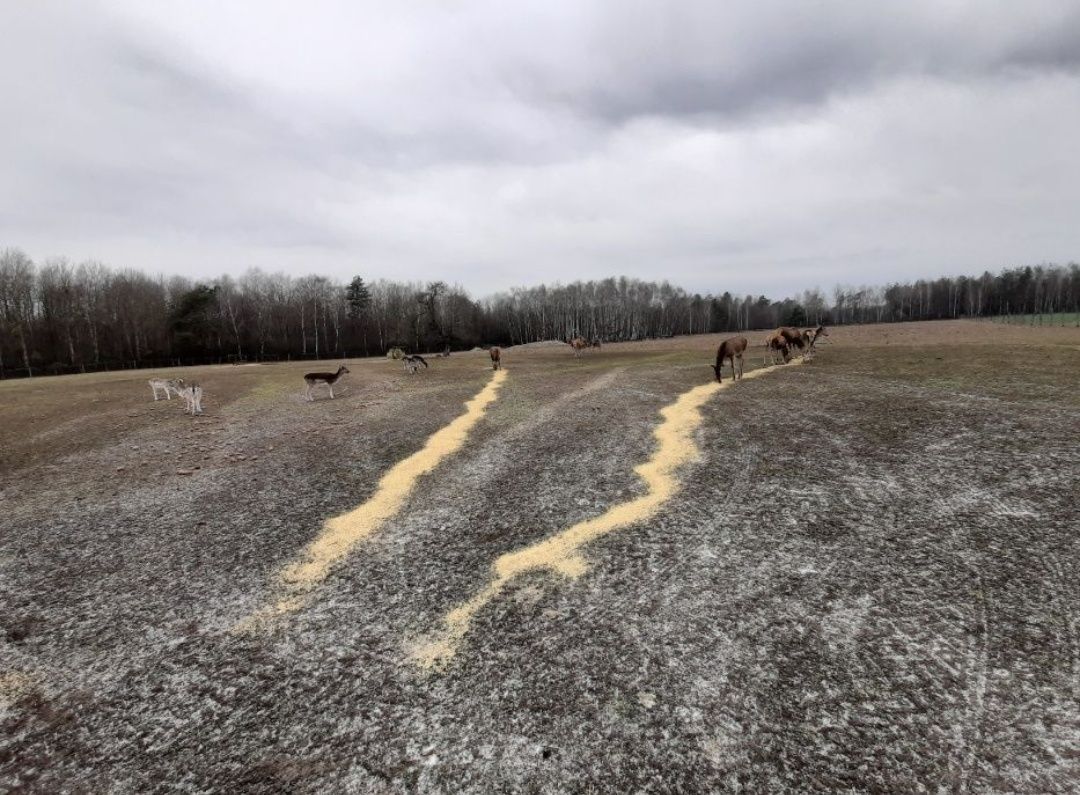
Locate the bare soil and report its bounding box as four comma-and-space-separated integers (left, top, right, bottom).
1, 320, 1079, 792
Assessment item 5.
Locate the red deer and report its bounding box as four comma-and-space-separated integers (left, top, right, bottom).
764, 327, 806, 365
304, 364, 349, 401
712, 336, 748, 382
489, 347, 501, 370
569, 337, 588, 357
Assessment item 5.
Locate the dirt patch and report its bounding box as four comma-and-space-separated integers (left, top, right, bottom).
1, 323, 1078, 792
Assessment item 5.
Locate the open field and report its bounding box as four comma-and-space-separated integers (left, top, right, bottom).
2, 320, 1079, 792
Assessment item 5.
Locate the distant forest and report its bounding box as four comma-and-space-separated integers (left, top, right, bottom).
1, 247, 1077, 378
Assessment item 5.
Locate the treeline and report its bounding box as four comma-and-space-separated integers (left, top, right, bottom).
0, 247, 1077, 378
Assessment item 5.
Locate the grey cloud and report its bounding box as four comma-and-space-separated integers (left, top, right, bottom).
2, 1, 1079, 294
511, 3, 1080, 123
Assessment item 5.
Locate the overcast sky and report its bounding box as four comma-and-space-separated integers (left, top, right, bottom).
2, 1, 1078, 297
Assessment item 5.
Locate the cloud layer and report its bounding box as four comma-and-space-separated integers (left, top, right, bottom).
2, 1, 1078, 295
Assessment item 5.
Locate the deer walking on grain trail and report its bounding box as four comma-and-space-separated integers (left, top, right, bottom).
149, 378, 184, 401
304, 365, 349, 401
403, 354, 428, 374
489, 347, 502, 370
712, 336, 748, 382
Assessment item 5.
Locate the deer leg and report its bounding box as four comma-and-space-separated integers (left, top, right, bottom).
329, 384, 335, 399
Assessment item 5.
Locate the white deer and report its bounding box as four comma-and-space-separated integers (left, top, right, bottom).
149, 378, 185, 401
176, 383, 204, 415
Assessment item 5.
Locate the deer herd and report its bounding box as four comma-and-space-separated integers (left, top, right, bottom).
714, 324, 828, 383
146, 326, 828, 413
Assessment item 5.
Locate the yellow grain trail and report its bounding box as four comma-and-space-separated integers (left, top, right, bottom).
237, 369, 508, 630
409, 360, 801, 669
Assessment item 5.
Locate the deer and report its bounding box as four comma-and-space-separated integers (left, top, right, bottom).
800, 325, 829, 360
712, 336, 748, 382
176, 383, 204, 415
764, 327, 806, 366
304, 364, 349, 401
149, 378, 184, 401
763, 331, 790, 366
403, 354, 428, 374
489, 347, 501, 370
590, 339, 603, 351
569, 337, 588, 357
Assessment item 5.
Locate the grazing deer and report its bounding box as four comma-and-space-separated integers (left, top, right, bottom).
569, 337, 588, 357
177, 383, 204, 415
764, 327, 806, 365
304, 365, 349, 401
149, 378, 184, 401
489, 347, 502, 370
403, 354, 428, 374
763, 332, 790, 366
712, 336, 748, 382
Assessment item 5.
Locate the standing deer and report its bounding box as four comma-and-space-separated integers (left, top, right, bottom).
403, 354, 428, 374
489, 347, 501, 370
149, 378, 184, 401
569, 337, 588, 357
800, 325, 828, 360
177, 383, 204, 415
712, 336, 748, 382
304, 365, 349, 401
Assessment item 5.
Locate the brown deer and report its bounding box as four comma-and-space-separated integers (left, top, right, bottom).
304, 364, 349, 401
489, 347, 501, 370
569, 337, 588, 357
712, 336, 748, 382
764, 327, 806, 365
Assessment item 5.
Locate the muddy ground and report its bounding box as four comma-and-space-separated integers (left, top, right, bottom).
1, 320, 1079, 792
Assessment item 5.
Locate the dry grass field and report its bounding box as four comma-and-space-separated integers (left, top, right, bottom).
1, 320, 1079, 792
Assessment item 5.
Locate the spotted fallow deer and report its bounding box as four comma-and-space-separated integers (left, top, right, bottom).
176, 383, 204, 415
149, 378, 184, 401
303, 364, 349, 401
489, 347, 502, 370
712, 336, 748, 382
800, 325, 829, 360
